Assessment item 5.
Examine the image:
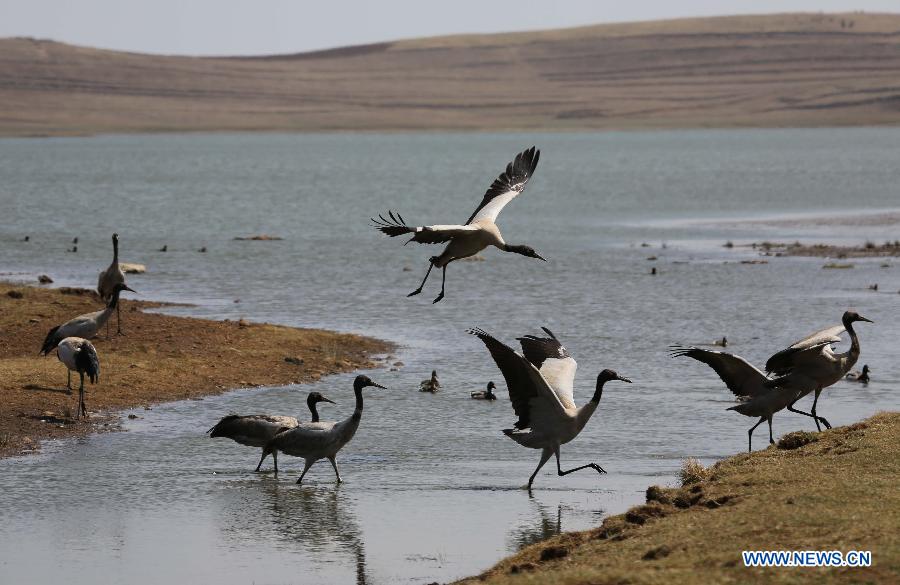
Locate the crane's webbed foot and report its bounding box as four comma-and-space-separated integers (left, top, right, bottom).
407, 288, 422, 297
590, 463, 607, 475
818, 417, 832, 430
432, 292, 444, 304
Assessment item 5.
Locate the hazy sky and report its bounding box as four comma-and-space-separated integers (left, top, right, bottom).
1, 0, 896, 55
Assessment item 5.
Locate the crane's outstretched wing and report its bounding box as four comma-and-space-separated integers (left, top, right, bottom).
518, 327, 577, 409
468, 327, 566, 429
464, 147, 540, 225
765, 324, 845, 375
371, 211, 479, 245
670, 346, 770, 399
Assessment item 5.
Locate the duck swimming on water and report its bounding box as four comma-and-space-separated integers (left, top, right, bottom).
419, 370, 440, 393
846, 364, 870, 384
471, 381, 498, 400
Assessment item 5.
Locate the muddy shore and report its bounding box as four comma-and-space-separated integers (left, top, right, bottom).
0, 283, 393, 458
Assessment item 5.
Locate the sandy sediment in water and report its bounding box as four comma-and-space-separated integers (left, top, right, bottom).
742, 240, 900, 258
0, 283, 393, 458
458, 412, 900, 585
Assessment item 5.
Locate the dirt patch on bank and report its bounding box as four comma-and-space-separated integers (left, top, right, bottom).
0, 283, 393, 458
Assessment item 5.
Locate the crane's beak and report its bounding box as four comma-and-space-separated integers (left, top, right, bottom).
858, 315, 873, 323
536, 253, 547, 261
123, 285, 137, 293
320, 396, 336, 404
616, 375, 633, 383
371, 382, 387, 389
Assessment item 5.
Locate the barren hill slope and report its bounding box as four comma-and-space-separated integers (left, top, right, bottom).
1, 12, 899, 135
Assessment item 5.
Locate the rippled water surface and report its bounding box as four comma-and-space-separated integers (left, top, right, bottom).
1, 130, 898, 584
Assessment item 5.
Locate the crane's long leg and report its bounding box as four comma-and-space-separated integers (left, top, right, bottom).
116, 303, 123, 335
809, 388, 831, 430
554, 447, 607, 478
787, 386, 830, 431
67, 370, 72, 392
273, 450, 279, 474
327, 456, 343, 484
747, 416, 766, 452
78, 372, 87, 419
255, 449, 268, 472
767, 414, 775, 445
432, 265, 447, 304
527, 448, 553, 490
407, 262, 434, 297
296, 459, 315, 485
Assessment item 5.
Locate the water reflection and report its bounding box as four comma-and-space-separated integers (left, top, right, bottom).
216, 479, 368, 584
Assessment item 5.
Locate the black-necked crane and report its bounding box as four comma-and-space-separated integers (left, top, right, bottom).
97, 233, 130, 335
56, 337, 100, 419
471, 381, 498, 400
266, 375, 386, 485
670, 346, 797, 452
765, 310, 873, 431
419, 370, 440, 393
372, 147, 546, 303
846, 364, 870, 383
468, 327, 631, 490
40, 283, 134, 355
208, 391, 336, 473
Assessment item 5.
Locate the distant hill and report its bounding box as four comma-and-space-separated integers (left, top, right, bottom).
1, 12, 899, 136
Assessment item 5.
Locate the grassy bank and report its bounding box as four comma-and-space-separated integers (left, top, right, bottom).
458, 412, 899, 584
0, 283, 392, 458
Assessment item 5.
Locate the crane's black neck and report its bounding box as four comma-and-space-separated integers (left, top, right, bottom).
591, 377, 611, 403
307, 397, 320, 423
112, 236, 119, 261
352, 381, 365, 421
503, 244, 529, 256
843, 316, 861, 358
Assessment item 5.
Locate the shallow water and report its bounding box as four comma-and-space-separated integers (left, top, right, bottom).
0, 130, 898, 584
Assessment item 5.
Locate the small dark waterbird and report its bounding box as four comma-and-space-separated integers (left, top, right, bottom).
765, 310, 872, 431
846, 364, 870, 383
56, 337, 100, 419
208, 392, 336, 473
469, 327, 631, 490
372, 147, 545, 303
471, 381, 498, 400
419, 370, 440, 393
267, 375, 387, 485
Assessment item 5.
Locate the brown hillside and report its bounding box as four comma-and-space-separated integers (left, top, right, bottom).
1, 12, 899, 135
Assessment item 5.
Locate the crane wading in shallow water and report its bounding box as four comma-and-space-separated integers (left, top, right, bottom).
56, 337, 100, 419
39, 283, 134, 355
207, 392, 336, 473
468, 327, 631, 490
372, 147, 546, 303
669, 346, 798, 452
765, 310, 873, 431
97, 233, 131, 336
266, 375, 386, 485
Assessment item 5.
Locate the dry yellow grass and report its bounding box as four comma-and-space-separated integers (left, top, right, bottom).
458, 412, 900, 585
2, 12, 900, 136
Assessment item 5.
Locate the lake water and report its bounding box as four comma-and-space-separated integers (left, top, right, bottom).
0, 130, 898, 584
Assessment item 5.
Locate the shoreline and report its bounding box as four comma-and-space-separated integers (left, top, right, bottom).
0, 283, 394, 459
457, 412, 899, 585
